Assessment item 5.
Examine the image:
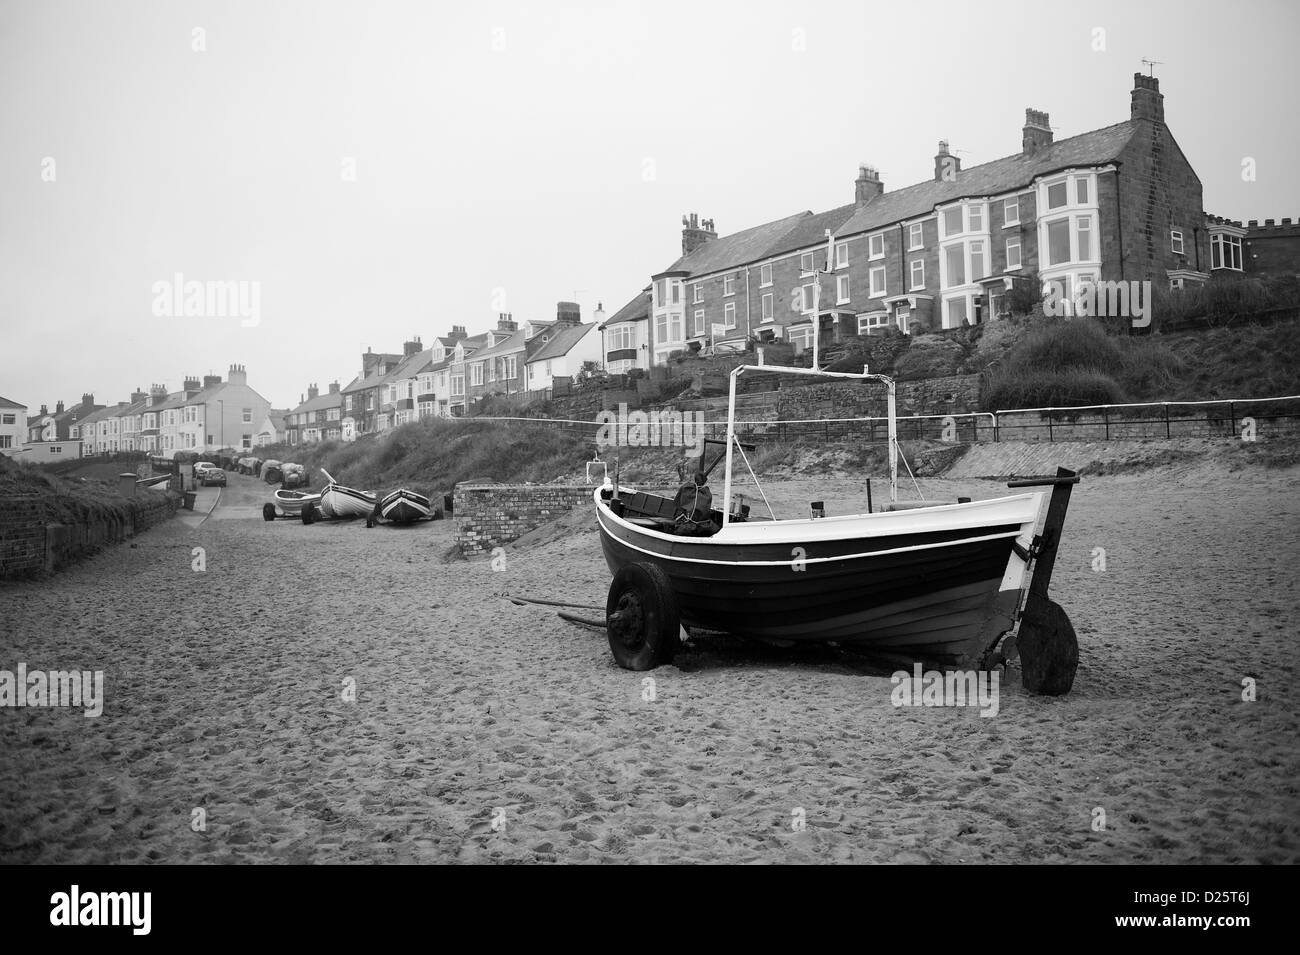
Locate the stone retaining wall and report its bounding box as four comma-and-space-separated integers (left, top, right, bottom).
0, 491, 177, 578
453, 483, 592, 557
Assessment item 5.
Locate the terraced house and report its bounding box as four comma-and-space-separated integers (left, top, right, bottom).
285, 382, 343, 445
632, 73, 1225, 360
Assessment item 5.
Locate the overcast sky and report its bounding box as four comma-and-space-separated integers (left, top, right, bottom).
2, 0, 1297, 410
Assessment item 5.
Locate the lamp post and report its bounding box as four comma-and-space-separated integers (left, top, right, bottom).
217, 399, 223, 452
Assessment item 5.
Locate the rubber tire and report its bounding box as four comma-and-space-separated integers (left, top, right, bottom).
301, 502, 315, 525
605, 562, 681, 670
262, 503, 276, 522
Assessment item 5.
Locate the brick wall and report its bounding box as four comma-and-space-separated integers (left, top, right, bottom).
453, 483, 592, 557
0, 490, 178, 578
773, 374, 983, 422
1243, 219, 1300, 277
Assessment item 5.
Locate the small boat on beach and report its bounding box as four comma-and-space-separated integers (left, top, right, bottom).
372, 488, 432, 525
262, 460, 284, 484
264, 488, 322, 521
593, 361, 1082, 694
306, 469, 376, 522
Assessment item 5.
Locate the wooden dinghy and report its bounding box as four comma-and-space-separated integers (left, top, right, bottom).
371, 488, 432, 525
305, 469, 376, 522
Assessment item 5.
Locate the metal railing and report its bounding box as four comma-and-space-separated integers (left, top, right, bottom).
408, 394, 1300, 446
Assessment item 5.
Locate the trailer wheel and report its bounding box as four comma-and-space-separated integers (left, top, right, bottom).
605, 563, 680, 670
1017, 596, 1078, 696
262, 503, 276, 522
301, 502, 316, 525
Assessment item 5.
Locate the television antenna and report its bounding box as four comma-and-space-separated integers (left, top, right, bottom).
1141, 57, 1163, 76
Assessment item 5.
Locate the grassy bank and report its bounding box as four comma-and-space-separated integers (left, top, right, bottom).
0, 454, 171, 525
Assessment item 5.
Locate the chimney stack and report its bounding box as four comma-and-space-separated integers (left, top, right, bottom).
496, 314, 518, 332
934, 141, 962, 182
329, 381, 340, 394
227, 363, 247, 385
556, 301, 581, 326
81, 393, 95, 407
183, 377, 200, 395
1022, 110, 1053, 156
1130, 73, 1164, 124
203, 373, 222, 389
403, 337, 423, 357
593, 301, 606, 326
307, 383, 320, 401
56, 400, 64, 414
150, 384, 168, 406
681, 212, 718, 256
131, 388, 148, 405
40, 403, 48, 415
449, 325, 468, 340
855, 164, 884, 204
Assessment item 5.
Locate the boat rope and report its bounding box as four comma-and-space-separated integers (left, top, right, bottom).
501, 593, 604, 612
733, 435, 777, 520
894, 438, 926, 503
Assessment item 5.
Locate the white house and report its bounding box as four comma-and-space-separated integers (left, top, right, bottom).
0, 395, 27, 457
525, 317, 603, 391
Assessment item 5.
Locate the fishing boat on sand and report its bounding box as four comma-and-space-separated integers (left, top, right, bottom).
304, 469, 376, 522
369, 488, 432, 526
593, 362, 1081, 695
263, 488, 322, 521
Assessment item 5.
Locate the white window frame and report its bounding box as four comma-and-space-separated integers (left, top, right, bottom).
869, 234, 885, 260
800, 252, 815, 275
761, 292, 774, 322
857, 313, 889, 334
723, 302, 737, 329
1211, 232, 1243, 271
1005, 237, 1022, 270
470, 363, 483, 386
1003, 197, 1019, 227
836, 275, 850, 305
693, 285, 703, 304
869, 266, 887, 298
908, 222, 924, 250
693, 309, 705, 336
1171, 230, 1184, 255
800, 283, 817, 314
723, 274, 736, 296
835, 242, 849, 268
909, 259, 925, 290
760, 263, 773, 287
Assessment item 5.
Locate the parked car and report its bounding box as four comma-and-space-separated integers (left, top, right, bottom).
193, 460, 216, 479
200, 467, 227, 487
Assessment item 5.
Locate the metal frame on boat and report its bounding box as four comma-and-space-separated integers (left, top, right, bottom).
593, 361, 1081, 694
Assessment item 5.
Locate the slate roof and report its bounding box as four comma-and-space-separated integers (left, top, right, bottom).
835, 121, 1141, 237
658, 211, 810, 278
602, 290, 651, 327
526, 322, 595, 363
290, 390, 344, 415
0, 395, 26, 410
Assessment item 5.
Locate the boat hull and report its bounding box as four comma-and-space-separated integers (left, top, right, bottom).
379, 489, 431, 523
321, 484, 377, 518
273, 489, 321, 515
594, 487, 1041, 666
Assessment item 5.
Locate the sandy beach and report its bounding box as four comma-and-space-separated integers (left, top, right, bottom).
2, 459, 1298, 864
